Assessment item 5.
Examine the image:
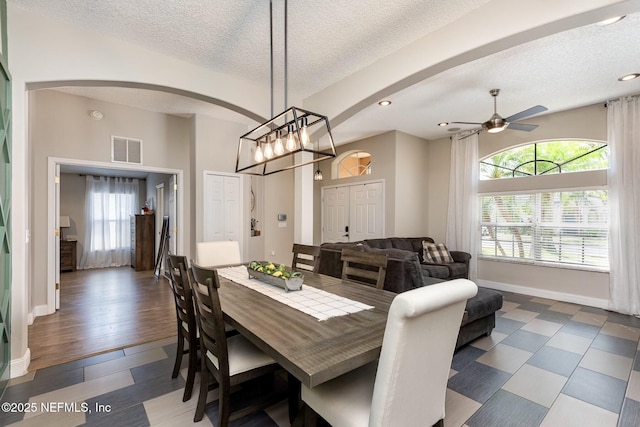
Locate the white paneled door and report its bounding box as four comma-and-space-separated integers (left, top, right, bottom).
203, 172, 241, 245
349, 182, 384, 242
322, 181, 384, 243
323, 186, 350, 242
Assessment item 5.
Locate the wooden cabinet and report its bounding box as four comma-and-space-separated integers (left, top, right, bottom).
60, 240, 77, 272
131, 214, 155, 271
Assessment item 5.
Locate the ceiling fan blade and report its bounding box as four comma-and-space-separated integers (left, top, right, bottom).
504, 105, 547, 122
451, 121, 483, 125
507, 122, 538, 132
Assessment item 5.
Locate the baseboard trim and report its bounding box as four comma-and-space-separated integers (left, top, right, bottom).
32, 304, 53, 321
477, 279, 609, 310
10, 348, 31, 378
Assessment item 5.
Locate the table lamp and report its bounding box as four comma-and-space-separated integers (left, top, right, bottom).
59, 216, 71, 241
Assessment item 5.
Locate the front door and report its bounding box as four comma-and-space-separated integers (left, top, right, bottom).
322, 186, 350, 242
349, 182, 384, 242
322, 182, 384, 243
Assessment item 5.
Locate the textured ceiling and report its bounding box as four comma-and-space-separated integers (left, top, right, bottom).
10, 0, 640, 142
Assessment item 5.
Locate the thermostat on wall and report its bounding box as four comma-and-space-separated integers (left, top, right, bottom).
278, 214, 287, 221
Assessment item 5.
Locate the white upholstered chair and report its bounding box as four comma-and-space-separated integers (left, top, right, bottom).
195, 240, 242, 267
301, 279, 478, 427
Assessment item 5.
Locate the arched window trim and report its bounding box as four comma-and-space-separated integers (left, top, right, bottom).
480, 138, 608, 180
331, 149, 372, 180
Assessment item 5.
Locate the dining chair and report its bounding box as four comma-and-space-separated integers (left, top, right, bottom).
301, 279, 478, 427
188, 262, 282, 424
166, 254, 198, 402
195, 240, 242, 267
291, 243, 321, 272
341, 247, 388, 289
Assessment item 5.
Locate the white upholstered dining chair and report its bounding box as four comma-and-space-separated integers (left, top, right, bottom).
195, 240, 242, 267
301, 279, 478, 427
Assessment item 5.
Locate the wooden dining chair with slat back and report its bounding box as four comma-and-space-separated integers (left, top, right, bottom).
166, 254, 198, 402
341, 247, 388, 290
291, 243, 321, 272
188, 263, 282, 425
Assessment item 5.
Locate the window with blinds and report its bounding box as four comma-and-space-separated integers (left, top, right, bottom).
480, 190, 608, 269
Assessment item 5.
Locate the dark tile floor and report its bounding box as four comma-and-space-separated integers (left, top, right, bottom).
2, 290, 640, 426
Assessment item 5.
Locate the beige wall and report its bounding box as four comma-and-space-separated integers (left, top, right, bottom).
426, 103, 610, 305
313, 130, 431, 242
395, 131, 429, 236
29, 89, 191, 309
313, 131, 397, 241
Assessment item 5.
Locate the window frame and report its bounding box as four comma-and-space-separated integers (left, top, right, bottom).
478, 139, 609, 273
479, 187, 609, 272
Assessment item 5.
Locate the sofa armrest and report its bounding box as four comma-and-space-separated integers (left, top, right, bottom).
450, 251, 471, 264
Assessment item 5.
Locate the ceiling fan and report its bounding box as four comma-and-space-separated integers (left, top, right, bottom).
451, 89, 547, 138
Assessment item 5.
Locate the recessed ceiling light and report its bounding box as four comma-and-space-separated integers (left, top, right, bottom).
378, 100, 392, 106
618, 73, 640, 81
596, 15, 625, 26
437, 122, 449, 127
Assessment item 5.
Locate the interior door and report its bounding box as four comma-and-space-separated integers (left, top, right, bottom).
349, 182, 384, 242
203, 172, 241, 244
322, 186, 350, 242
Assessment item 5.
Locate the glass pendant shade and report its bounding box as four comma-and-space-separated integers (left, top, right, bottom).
314, 168, 323, 181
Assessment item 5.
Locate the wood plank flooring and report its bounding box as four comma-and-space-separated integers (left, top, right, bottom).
27, 267, 176, 371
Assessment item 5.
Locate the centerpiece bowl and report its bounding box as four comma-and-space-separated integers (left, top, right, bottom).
247, 261, 304, 292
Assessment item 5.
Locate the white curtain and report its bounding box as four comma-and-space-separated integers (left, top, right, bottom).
607, 96, 640, 315
80, 176, 140, 269
446, 132, 479, 281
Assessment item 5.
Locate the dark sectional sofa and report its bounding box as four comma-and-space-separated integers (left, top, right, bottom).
317, 237, 503, 349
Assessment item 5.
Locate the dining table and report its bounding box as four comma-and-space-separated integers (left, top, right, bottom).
216, 265, 396, 421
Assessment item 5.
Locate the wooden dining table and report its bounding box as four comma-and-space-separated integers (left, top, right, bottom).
217, 268, 395, 421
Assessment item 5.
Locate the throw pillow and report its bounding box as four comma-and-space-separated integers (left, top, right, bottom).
422, 241, 454, 264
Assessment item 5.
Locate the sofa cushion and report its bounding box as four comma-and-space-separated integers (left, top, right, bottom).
445, 262, 468, 279
463, 288, 503, 325
362, 238, 393, 249
420, 264, 449, 279
422, 241, 454, 264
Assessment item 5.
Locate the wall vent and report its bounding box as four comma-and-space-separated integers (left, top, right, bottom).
112, 136, 143, 164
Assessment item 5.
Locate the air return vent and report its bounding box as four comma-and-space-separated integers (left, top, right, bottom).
112, 136, 143, 164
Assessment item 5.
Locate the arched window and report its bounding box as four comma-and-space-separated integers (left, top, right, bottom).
480, 140, 607, 180
336, 151, 372, 179
479, 140, 609, 270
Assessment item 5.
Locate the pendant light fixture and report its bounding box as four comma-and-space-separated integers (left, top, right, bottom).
235, 0, 336, 176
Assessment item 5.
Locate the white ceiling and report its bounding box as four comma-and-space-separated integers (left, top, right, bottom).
11, 0, 640, 143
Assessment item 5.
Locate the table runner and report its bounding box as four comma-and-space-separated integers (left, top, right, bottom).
217, 266, 374, 321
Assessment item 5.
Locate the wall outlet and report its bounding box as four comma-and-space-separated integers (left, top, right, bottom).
270, 250, 276, 256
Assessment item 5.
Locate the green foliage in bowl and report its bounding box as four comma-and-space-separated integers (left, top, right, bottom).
249, 261, 303, 280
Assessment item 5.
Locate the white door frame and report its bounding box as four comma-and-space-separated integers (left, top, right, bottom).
321, 179, 385, 243
47, 157, 185, 315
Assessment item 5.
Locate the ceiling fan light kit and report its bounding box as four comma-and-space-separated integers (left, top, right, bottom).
449, 88, 548, 139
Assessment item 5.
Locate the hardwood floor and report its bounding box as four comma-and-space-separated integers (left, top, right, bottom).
28, 267, 176, 371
